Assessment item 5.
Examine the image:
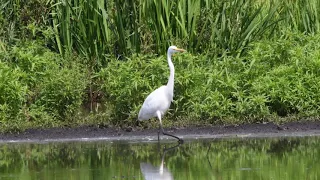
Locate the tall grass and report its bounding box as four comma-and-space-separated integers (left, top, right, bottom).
207, 0, 280, 56
278, 0, 320, 34
51, 0, 113, 66
136, 0, 279, 56
48, 0, 320, 60
2, 0, 320, 59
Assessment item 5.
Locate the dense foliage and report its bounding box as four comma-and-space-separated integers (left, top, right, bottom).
0, 0, 320, 131
100, 33, 320, 125
0, 42, 88, 131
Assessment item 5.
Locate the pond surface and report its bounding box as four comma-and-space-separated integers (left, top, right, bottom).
0, 136, 319, 180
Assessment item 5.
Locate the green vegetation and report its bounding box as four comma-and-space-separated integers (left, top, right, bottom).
0, 137, 319, 179
1, 0, 320, 132
0, 42, 88, 131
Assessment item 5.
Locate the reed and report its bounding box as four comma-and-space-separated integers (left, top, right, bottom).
51, 0, 114, 67
277, 0, 320, 34
47, 0, 320, 60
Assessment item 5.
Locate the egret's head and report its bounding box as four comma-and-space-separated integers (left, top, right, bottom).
168, 46, 186, 55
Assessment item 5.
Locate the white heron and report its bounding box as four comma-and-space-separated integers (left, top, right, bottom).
138, 46, 185, 143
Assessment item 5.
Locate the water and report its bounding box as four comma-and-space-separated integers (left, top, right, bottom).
0, 137, 319, 180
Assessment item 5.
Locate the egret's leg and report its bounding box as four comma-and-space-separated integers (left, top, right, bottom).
157, 111, 164, 142
156, 111, 165, 132
158, 125, 161, 141
156, 111, 184, 144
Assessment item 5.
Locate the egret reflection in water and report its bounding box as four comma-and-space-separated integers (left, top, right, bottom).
140, 143, 181, 180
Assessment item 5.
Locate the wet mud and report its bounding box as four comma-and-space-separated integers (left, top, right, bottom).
0, 121, 320, 143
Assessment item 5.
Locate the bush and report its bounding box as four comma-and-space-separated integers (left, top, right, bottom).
0, 42, 89, 130
34, 64, 88, 120
250, 33, 320, 117
0, 62, 27, 126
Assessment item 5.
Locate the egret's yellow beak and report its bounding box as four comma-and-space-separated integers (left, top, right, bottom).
175, 48, 186, 52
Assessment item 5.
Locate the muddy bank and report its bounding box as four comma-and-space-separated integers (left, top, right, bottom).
1, 121, 320, 143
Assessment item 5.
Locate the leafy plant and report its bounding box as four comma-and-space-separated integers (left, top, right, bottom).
0, 41, 89, 131
0, 62, 27, 124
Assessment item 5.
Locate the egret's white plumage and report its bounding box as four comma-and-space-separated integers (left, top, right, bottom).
138, 46, 185, 142
138, 85, 172, 121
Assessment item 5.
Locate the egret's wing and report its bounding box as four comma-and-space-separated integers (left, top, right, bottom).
138, 86, 169, 120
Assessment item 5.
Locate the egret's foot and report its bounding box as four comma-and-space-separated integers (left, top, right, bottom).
178, 138, 184, 144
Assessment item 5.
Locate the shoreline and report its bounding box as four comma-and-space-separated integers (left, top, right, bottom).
0, 121, 320, 143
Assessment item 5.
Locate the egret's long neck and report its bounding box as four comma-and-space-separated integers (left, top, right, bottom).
166, 52, 174, 94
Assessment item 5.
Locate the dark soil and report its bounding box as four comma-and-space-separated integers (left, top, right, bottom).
1, 120, 320, 142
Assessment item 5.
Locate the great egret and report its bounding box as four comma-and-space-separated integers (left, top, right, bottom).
138, 46, 185, 143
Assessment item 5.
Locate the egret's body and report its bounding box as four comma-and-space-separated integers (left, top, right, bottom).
138, 46, 185, 143
138, 85, 172, 121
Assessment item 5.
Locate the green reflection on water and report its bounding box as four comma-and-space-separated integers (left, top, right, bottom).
0, 137, 319, 180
